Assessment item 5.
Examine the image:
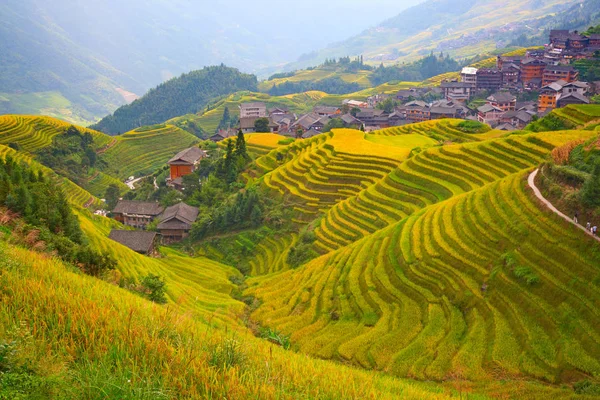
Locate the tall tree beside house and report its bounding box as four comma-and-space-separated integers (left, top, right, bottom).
105, 184, 121, 210
323, 118, 345, 133
254, 118, 270, 133
217, 106, 231, 131
295, 127, 304, 139
235, 129, 248, 159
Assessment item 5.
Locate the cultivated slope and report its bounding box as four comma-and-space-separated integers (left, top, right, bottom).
243, 126, 600, 385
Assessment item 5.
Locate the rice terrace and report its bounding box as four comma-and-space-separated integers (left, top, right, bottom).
2, 0, 600, 398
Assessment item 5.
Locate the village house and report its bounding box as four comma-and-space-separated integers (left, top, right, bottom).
268, 106, 289, 116
405, 101, 430, 122
157, 202, 199, 243
209, 129, 235, 142
239, 117, 278, 134
112, 200, 165, 229
499, 110, 534, 129
440, 81, 475, 102
542, 65, 579, 86
501, 63, 521, 87
538, 80, 589, 113
486, 92, 517, 112
520, 59, 547, 87
476, 68, 503, 91
460, 67, 478, 85
108, 230, 158, 255
343, 99, 369, 109
313, 106, 341, 116
167, 147, 207, 182
340, 113, 363, 129
477, 104, 504, 126
396, 88, 420, 102
239, 102, 267, 118
367, 94, 391, 108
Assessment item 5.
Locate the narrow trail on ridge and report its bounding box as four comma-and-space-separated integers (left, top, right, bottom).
528, 168, 600, 242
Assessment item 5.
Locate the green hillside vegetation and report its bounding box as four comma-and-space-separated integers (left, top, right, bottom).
243, 127, 600, 386
92, 66, 258, 135
2, 115, 600, 399
100, 124, 200, 180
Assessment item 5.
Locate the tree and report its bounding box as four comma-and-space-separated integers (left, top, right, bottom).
582, 162, 600, 207
350, 107, 361, 117
105, 184, 121, 210
254, 117, 271, 133
217, 106, 231, 131
295, 127, 304, 139
235, 128, 248, 159
323, 118, 345, 133
141, 274, 167, 304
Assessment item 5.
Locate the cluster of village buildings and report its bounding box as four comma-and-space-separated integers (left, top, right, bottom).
209, 30, 598, 137
108, 147, 207, 254
107, 30, 600, 254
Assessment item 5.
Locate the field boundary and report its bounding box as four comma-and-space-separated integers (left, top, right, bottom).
528, 168, 600, 242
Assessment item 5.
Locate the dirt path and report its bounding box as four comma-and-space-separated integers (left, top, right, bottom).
528, 169, 600, 242
97, 138, 117, 155
83, 196, 95, 209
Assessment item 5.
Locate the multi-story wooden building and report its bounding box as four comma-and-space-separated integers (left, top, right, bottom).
112, 201, 165, 229
157, 203, 199, 243
239, 102, 267, 118
487, 92, 517, 112
542, 65, 579, 86
476, 68, 503, 91
440, 81, 475, 102
167, 147, 207, 181
520, 59, 547, 86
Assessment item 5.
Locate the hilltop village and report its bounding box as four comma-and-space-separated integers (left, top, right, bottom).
209, 29, 599, 138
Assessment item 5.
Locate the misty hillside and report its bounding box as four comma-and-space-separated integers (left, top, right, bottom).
289, 0, 585, 69
0, 0, 419, 125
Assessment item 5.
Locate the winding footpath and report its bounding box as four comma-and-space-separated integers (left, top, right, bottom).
528, 169, 600, 242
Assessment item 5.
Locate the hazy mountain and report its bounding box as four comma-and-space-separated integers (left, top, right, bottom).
287, 0, 584, 69
0, 0, 421, 124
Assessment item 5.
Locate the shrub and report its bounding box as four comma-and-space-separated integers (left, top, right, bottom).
259, 328, 291, 350
140, 274, 167, 304
207, 338, 245, 370
278, 138, 295, 145
456, 120, 490, 134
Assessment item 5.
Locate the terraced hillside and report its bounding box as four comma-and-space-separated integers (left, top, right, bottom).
311, 129, 569, 254
248, 172, 600, 383
101, 124, 199, 179
241, 123, 600, 386
0, 115, 112, 153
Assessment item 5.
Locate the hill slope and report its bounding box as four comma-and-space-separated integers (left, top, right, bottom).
92, 66, 258, 135
290, 0, 581, 68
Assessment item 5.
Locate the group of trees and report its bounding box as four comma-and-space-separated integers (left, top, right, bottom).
91, 66, 258, 134
370, 52, 460, 85
37, 126, 103, 188
267, 77, 361, 96
216, 106, 234, 132
0, 155, 116, 276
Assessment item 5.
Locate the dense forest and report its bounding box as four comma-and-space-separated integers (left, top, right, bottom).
370, 53, 461, 85
92, 66, 258, 135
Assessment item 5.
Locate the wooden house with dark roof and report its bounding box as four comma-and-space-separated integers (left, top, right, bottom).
112, 201, 165, 229
168, 147, 207, 181
157, 203, 199, 243
109, 230, 158, 255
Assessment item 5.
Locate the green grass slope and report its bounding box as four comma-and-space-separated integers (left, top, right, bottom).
101, 124, 200, 180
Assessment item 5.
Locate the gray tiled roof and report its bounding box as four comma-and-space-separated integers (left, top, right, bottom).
113, 201, 164, 216
158, 203, 199, 231
109, 230, 157, 254
168, 147, 206, 165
